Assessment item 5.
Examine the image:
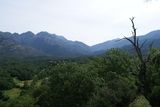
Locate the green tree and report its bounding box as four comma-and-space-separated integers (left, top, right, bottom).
0, 71, 14, 90
36, 63, 99, 107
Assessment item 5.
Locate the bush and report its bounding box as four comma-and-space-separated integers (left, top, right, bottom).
129, 95, 151, 107
36, 63, 99, 107
1, 95, 35, 107
0, 71, 14, 90
150, 86, 160, 107
88, 77, 137, 107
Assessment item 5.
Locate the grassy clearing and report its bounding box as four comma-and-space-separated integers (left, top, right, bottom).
4, 88, 21, 99
35, 80, 42, 87
4, 78, 32, 99
14, 78, 24, 87
13, 78, 33, 88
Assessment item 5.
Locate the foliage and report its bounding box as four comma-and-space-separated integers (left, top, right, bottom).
88, 76, 137, 107
4, 88, 21, 99
0, 71, 14, 90
129, 95, 151, 107
0, 95, 35, 107
1, 48, 160, 107
36, 63, 100, 107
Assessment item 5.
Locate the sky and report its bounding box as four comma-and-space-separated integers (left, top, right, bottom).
0, 0, 160, 46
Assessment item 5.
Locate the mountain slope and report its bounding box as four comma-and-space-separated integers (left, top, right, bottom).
91, 30, 160, 53
0, 30, 160, 58
0, 32, 48, 57
0, 31, 91, 58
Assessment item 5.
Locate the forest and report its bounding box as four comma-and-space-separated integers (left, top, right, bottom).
0, 47, 160, 107
0, 19, 160, 107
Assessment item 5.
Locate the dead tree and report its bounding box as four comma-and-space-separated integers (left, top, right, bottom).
124, 17, 150, 97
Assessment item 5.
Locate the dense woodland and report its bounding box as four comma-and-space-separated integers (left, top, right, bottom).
0, 47, 160, 107
1, 19, 160, 107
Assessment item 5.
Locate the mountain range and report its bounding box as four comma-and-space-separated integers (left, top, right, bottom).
0, 30, 160, 58
92, 30, 160, 54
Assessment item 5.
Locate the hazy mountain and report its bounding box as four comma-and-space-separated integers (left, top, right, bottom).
0, 30, 160, 58
0, 31, 91, 58
91, 30, 160, 54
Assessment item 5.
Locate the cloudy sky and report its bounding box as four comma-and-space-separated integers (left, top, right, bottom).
0, 0, 160, 45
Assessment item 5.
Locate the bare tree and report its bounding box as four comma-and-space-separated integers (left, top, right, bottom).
124, 17, 151, 97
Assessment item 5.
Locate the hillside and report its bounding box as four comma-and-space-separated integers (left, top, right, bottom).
0, 30, 160, 58
91, 30, 160, 54
0, 31, 91, 58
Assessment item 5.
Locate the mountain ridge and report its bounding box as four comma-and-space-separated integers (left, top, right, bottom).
91, 30, 160, 52
0, 30, 160, 58
0, 31, 91, 58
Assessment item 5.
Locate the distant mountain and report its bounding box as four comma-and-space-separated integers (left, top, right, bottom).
0, 31, 91, 58
91, 30, 160, 54
0, 30, 160, 58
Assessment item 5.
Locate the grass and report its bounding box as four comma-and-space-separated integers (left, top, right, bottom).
14, 78, 24, 87
129, 95, 151, 107
13, 78, 33, 88
3, 78, 33, 100
4, 88, 21, 99
35, 80, 42, 87
4, 78, 32, 99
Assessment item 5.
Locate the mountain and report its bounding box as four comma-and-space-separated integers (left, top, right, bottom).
0, 30, 160, 58
0, 31, 91, 58
91, 30, 160, 54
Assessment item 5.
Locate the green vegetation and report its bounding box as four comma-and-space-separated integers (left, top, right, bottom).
0, 48, 160, 107
129, 95, 151, 107
4, 88, 21, 99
